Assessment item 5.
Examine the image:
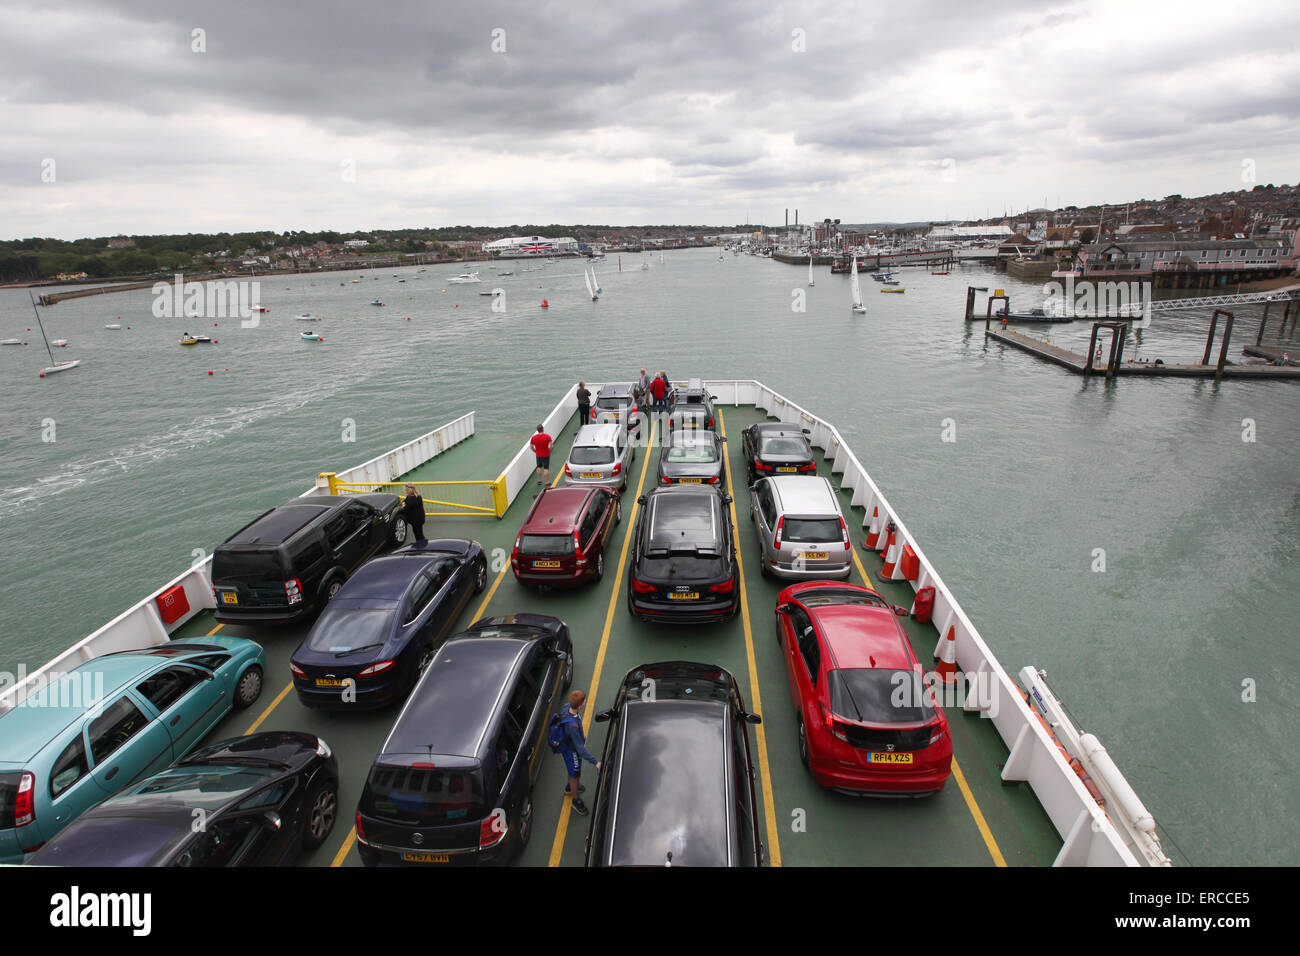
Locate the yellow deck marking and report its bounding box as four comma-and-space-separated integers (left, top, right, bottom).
243, 681, 293, 736
546, 423, 656, 866
851, 528, 1006, 866
205, 623, 225, 636
331, 828, 358, 868
718, 410, 782, 867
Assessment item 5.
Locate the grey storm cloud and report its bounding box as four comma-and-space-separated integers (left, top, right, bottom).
2, 0, 1298, 235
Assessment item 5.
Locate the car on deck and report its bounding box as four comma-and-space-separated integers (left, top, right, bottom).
289, 539, 489, 710
584, 661, 763, 866
774, 581, 952, 795
563, 423, 635, 491
657, 429, 726, 486
212, 493, 406, 625
742, 422, 816, 484
626, 485, 738, 623
750, 475, 853, 580
591, 382, 645, 430
26, 731, 339, 867
354, 614, 573, 866
0, 636, 266, 864
511, 485, 622, 590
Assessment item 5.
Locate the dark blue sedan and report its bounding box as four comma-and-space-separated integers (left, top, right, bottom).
289, 539, 488, 710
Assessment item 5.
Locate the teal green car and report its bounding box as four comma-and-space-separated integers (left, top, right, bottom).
0, 635, 265, 863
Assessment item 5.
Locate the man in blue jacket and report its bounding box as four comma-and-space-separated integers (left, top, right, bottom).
557, 689, 601, 816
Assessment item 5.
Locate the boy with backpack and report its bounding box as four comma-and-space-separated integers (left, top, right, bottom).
548, 689, 601, 815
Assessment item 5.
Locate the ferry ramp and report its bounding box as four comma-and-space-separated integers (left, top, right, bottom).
174, 404, 1061, 867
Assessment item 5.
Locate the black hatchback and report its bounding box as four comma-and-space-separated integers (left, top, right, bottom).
742, 422, 815, 485
585, 661, 763, 867
626, 485, 738, 623
355, 614, 573, 866
212, 493, 405, 625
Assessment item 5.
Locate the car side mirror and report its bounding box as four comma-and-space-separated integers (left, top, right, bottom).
710, 395, 718, 400
262, 811, 282, 831
637, 495, 647, 505
744, 712, 762, 725
802, 428, 811, 435
722, 495, 733, 504
775, 603, 788, 614
595, 709, 613, 723
893, 605, 909, 616
717, 435, 726, 442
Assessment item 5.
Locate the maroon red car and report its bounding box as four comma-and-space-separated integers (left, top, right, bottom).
511, 485, 622, 589
775, 581, 952, 795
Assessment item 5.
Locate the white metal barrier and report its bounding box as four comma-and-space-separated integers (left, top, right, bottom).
313, 412, 475, 492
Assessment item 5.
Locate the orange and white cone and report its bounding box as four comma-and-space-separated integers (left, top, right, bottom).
864, 507, 882, 549
935, 626, 958, 684
878, 527, 899, 579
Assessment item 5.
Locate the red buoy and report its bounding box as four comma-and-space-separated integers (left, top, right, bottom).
208, 370, 214, 375
38, 372, 45, 378
541, 299, 549, 308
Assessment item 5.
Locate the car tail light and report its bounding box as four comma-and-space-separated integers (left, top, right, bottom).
511, 534, 521, 566
574, 531, 586, 566
289, 661, 305, 677
928, 722, 945, 745
612, 462, 621, 476
799, 462, 816, 472
707, 476, 720, 484
709, 578, 736, 594
564, 463, 572, 477
631, 577, 656, 594
479, 814, 507, 849
706, 417, 714, 428
13, 772, 35, 828
755, 460, 773, 471
840, 517, 851, 550
284, 578, 303, 605
660, 476, 672, 484
355, 811, 367, 844
668, 417, 673, 428
358, 660, 395, 677
773, 516, 785, 549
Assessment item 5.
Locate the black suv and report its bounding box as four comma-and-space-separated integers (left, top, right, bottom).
626, 485, 738, 623
212, 493, 405, 625
666, 378, 718, 432
354, 614, 573, 866
585, 661, 763, 867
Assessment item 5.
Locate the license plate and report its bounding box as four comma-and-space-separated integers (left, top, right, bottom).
533, 560, 561, 568
220, 591, 238, 605
668, 592, 699, 601
867, 752, 913, 765
611, 412, 620, 419
777, 466, 798, 473
580, 472, 603, 479
401, 852, 450, 863
800, 552, 829, 560
315, 678, 345, 687
677, 477, 702, 483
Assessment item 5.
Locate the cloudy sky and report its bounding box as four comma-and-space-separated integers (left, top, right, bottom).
3, 0, 1298, 239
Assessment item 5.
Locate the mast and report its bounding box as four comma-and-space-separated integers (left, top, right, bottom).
29, 292, 56, 367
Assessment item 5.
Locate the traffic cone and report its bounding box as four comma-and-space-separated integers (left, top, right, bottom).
935, 626, 957, 684
877, 526, 898, 580
864, 507, 882, 549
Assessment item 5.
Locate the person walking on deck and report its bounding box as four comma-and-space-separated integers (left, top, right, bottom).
550, 690, 600, 816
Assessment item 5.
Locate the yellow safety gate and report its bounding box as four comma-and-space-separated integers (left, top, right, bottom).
320, 473, 509, 518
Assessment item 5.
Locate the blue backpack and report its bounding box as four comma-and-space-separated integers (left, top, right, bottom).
547, 710, 580, 753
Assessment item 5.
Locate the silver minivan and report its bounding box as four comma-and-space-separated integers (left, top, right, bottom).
564, 423, 635, 490
750, 475, 852, 579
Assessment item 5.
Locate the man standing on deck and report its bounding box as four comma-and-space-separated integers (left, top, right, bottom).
531, 424, 553, 486
553, 690, 600, 816
637, 367, 651, 397
648, 373, 668, 428
576, 381, 592, 427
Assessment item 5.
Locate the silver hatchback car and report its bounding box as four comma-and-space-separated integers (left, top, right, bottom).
750, 475, 852, 579
564, 423, 636, 490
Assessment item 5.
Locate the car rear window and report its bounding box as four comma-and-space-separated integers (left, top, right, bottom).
640, 553, 726, 580
519, 534, 575, 556
596, 395, 629, 409
761, 437, 809, 456
828, 669, 935, 724
362, 765, 487, 826
666, 442, 717, 463
212, 548, 286, 584
0, 772, 20, 829
306, 607, 395, 653
570, 445, 615, 465
798, 590, 888, 609
782, 518, 841, 543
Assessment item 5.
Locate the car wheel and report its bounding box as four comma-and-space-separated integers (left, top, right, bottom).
615, 498, 622, 525
563, 653, 574, 689
303, 779, 339, 850
325, 577, 344, 601
594, 551, 604, 580
233, 665, 264, 709
474, 558, 488, 593
797, 715, 809, 767
517, 791, 535, 851
390, 517, 407, 547
416, 644, 434, 674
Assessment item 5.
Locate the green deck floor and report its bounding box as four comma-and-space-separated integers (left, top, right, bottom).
175, 403, 1061, 867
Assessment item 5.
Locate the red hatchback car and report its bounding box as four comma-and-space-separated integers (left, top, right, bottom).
511, 485, 622, 589
775, 580, 952, 795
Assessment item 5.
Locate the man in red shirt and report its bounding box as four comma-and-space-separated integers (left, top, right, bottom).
648, 374, 668, 425
530, 424, 553, 485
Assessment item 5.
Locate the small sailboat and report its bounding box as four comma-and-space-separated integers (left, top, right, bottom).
590, 265, 601, 293
300, 331, 324, 341
850, 256, 866, 314
29, 293, 80, 376
880, 288, 906, 294
370, 299, 385, 306
808, 254, 815, 287
180, 332, 213, 345
2, 338, 26, 345
296, 313, 323, 322
105, 323, 121, 330
447, 271, 481, 284
584, 266, 599, 301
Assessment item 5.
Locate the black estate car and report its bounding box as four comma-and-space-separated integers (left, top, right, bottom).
585, 661, 763, 867
27, 732, 339, 867
355, 614, 573, 866
627, 485, 738, 623
289, 539, 489, 710
212, 493, 405, 625
742, 422, 815, 484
